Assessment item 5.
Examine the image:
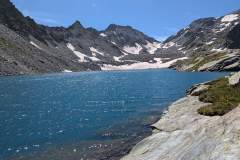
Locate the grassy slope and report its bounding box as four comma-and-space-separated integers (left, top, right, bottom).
197, 78, 240, 116
174, 52, 227, 71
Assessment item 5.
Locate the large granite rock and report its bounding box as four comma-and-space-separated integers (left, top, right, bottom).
199, 53, 240, 72
229, 72, 240, 86
187, 84, 209, 96
122, 96, 240, 160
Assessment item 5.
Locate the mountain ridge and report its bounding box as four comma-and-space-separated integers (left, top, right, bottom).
166, 10, 240, 71
0, 0, 169, 75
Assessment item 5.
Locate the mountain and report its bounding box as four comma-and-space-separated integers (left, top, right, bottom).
1, 0, 239, 75
102, 24, 159, 54
165, 11, 240, 71
1, 0, 184, 75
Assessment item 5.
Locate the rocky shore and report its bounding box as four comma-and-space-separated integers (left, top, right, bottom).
122, 72, 240, 160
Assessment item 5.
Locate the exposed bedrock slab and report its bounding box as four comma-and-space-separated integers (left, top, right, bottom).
122, 96, 240, 160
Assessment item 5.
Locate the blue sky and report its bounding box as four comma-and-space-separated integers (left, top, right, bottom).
11, 0, 240, 41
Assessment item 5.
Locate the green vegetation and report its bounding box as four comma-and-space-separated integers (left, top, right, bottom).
189, 52, 227, 71
198, 78, 240, 116
174, 52, 228, 71
0, 36, 19, 50
0, 37, 9, 48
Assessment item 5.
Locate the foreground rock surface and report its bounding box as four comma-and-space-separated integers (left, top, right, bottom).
122, 96, 240, 160
229, 72, 240, 85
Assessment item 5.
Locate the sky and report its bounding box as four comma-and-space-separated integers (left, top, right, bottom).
11, 0, 240, 41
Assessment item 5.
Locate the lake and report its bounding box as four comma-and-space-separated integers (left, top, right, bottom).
0, 69, 227, 160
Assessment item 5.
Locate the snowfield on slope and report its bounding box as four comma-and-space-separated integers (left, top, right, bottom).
145, 41, 162, 54
67, 43, 87, 62
102, 57, 188, 71
67, 43, 101, 62
30, 41, 42, 50
221, 14, 239, 22
123, 43, 143, 54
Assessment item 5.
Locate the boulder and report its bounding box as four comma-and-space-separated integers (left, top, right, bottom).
187, 84, 209, 96
228, 72, 240, 86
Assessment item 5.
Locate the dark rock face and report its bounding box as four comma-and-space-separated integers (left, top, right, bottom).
163, 10, 240, 72
226, 24, 240, 49
0, 24, 101, 75
0, 0, 48, 43
162, 11, 240, 54
103, 24, 157, 48
206, 54, 240, 72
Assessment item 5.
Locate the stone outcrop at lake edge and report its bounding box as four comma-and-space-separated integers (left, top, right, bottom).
122, 74, 240, 160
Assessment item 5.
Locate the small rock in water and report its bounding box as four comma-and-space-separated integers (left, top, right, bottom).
58, 130, 64, 133
33, 144, 40, 147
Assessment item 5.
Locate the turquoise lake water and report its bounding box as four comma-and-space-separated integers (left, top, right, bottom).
0, 69, 227, 159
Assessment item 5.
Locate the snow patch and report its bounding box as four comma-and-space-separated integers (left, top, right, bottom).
217, 27, 227, 33
89, 56, 100, 61
30, 41, 42, 50
90, 47, 105, 56
113, 56, 123, 62
211, 48, 227, 52
221, 14, 239, 22
123, 43, 143, 54
111, 41, 117, 45
162, 42, 175, 49
215, 24, 229, 33
63, 69, 73, 73
153, 58, 162, 63
67, 43, 86, 62
206, 41, 214, 45
184, 26, 190, 30
145, 41, 161, 54
102, 57, 188, 71
178, 47, 184, 51
100, 33, 107, 37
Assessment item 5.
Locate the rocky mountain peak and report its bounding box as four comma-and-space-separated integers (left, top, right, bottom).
230, 9, 240, 14
105, 24, 133, 32
68, 20, 84, 30
103, 24, 158, 48
189, 17, 216, 30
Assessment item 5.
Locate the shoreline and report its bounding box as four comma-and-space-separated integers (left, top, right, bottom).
0, 56, 188, 77
0, 67, 172, 77
122, 75, 240, 160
